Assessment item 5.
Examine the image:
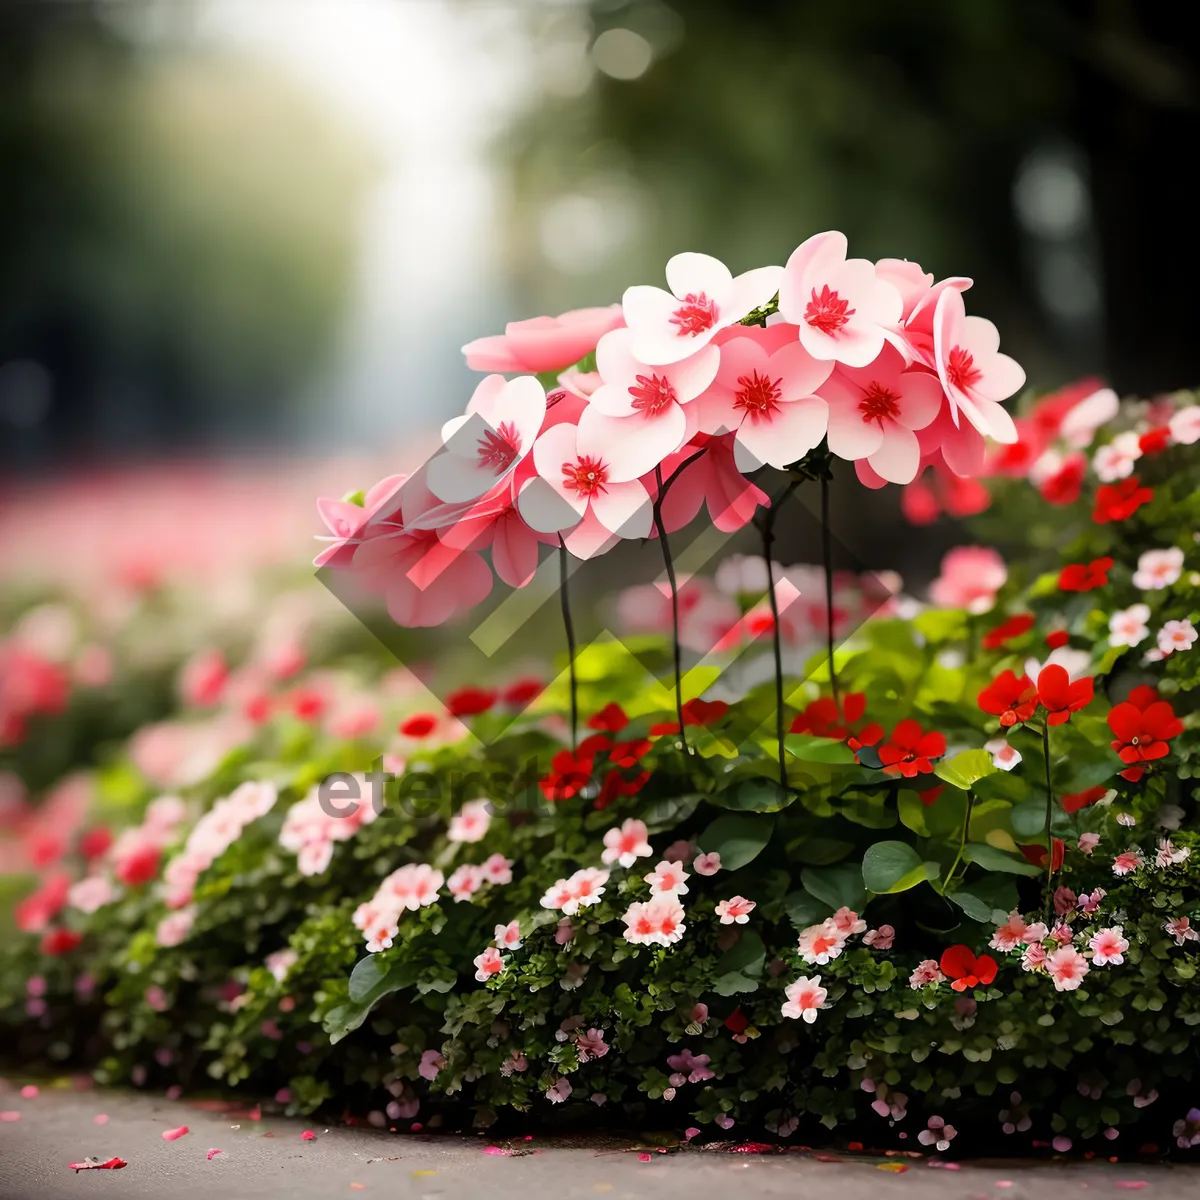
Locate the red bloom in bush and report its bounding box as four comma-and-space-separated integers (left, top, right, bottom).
981, 613, 1035, 650
595, 767, 650, 810
919, 785, 944, 807
399, 713, 438, 738
1036, 664, 1093, 725
1138, 426, 1171, 455
609, 738, 652, 770
1039, 453, 1086, 505
15, 872, 70, 933
1108, 695, 1184, 773
878, 719, 946, 778
1058, 556, 1114, 593
539, 748, 596, 802
649, 698, 730, 736
290, 688, 327, 723
1093, 477, 1153, 524
502, 677, 544, 707
1044, 629, 1070, 650
789, 692, 867, 739
1020, 838, 1065, 871
80, 826, 113, 862
978, 670, 1038, 727
116, 843, 161, 888
446, 686, 497, 717
724, 1008, 749, 1034
588, 703, 629, 733
1062, 785, 1108, 815
939, 945, 998, 992
40, 928, 83, 956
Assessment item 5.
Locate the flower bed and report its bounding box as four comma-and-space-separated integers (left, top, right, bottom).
3, 234, 1199, 1155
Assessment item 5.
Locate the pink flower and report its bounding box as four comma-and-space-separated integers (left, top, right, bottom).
1046, 945, 1090, 991
830, 906, 867, 935
990, 910, 1029, 953
1168, 404, 1200, 445
494, 920, 522, 950
778, 231, 902, 367
1021, 942, 1047, 972
780, 974, 828, 1023
1113, 849, 1145, 876
363, 919, 398, 954
797, 919, 847, 965
666, 1047, 714, 1083
540, 867, 610, 916
909, 959, 944, 988
656, 435, 769, 534
929, 545, 1007, 614
313, 474, 406, 568
519, 418, 652, 558
1078, 832, 1101, 855
1156, 838, 1190, 868
1050, 922, 1074, 946
622, 252, 782, 366
576, 328, 719, 481
1164, 917, 1199, 945
985, 738, 1023, 771
714, 896, 756, 925
575, 1029, 609, 1063
645, 860, 690, 897
265, 948, 297, 982
473, 945, 505, 983
68, 875, 115, 915
418, 1049, 445, 1081
1133, 547, 1184, 591
427, 375, 547, 503
602, 818, 653, 868
1092, 431, 1142, 481
462, 305, 623, 374
1109, 604, 1151, 648
918, 1115, 957, 1151
1079, 888, 1106, 915
1054, 887, 1078, 917
545, 1078, 573, 1104
863, 925, 895, 950
1059, 387, 1120, 447
932, 286, 1023, 442
178, 648, 228, 708
692, 851, 722, 876
481, 853, 514, 886
155, 906, 195, 949
1089, 926, 1129, 966
821, 349, 943, 483
621, 895, 687, 947
447, 799, 492, 844
447, 864, 484, 903
695, 327, 831, 471
1158, 620, 1196, 655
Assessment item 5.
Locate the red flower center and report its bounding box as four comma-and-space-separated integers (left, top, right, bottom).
803, 285, 855, 334
476, 421, 521, 473
628, 373, 678, 416
947, 346, 982, 391
562, 455, 609, 497
733, 370, 783, 419
858, 381, 901, 423
669, 292, 717, 337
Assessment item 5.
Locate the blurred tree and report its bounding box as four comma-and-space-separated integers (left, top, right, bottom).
0, 2, 373, 467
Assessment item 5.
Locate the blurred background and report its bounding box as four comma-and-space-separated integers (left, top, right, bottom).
2, 0, 1198, 584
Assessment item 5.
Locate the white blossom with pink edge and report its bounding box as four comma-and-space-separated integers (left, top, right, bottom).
1046, 945, 1090, 991
1133, 547, 1184, 591
644, 860, 690, 897
932, 286, 1024, 443
797, 919, 847, 965
473, 946, 505, 983
621, 894, 687, 947
780, 974, 827, 1023
576, 328, 719, 482
820, 347, 943, 483
1109, 604, 1151, 648
778, 231, 902, 367
695, 326, 831, 472
714, 896, 756, 925
1169, 405, 1200, 445
1158, 619, 1197, 655
447, 799, 492, 844
622, 252, 783, 366
427, 375, 547, 503
601, 818, 653, 869
1093, 431, 1142, 481
494, 920, 522, 950
1089, 926, 1129, 966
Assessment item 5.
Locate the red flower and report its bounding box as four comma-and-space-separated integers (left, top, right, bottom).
446, 686, 497, 717
981, 614, 1035, 650
539, 748, 596, 802
1062, 785, 1108, 815
40, 928, 83, 956
1020, 838, 1065, 871
588, 703, 629, 733
1036, 664, 1093, 725
1039, 453, 1086, 505
595, 768, 650, 810
290, 688, 327, 723
1058, 557, 1114, 592
878, 719, 946, 778
1093, 477, 1153, 524
502, 677, 544, 707
919, 785, 944, 807
724, 1008, 749, 1034
978, 670, 1038, 727
116, 843, 161, 888
789, 692, 867, 739
649, 698, 730, 736
399, 713, 438, 738
1044, 629, 1070, 650
1138, 427, 1171, 455
1108, 696, 1184, 769
80, 826, 113, 861
1125, 684, 1160, 710
939, 945, 998, 993
609, 738, 652, 770
848, 722, 884, 755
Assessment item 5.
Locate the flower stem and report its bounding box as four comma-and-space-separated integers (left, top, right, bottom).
1042, 721, 1055, 919
557, 536, 577, 751
653, 466, 690, 756
820, 472, 839, 706
943, 790, 975, 892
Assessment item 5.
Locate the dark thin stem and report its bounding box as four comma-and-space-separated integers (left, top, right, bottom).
557, 536, 577, 751
944, 790, 975, 892
759, 481, 798, 792
1042, 721, 1055, 919
820, 473, 839, 706
653, 466, 690, 755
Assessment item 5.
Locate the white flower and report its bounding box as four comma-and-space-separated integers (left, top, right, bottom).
1157, 619, 1196, 655
1108, 604, 1151, 648
1168, 404, 1200, 446
1133, 547, 1184, 591
644, 860, 690, 897
447, 799, 492, 844
780, 974, 827, 1023
1092, 431, 1141, 482
601, 818, 653, 869
985, 738, 1022, 771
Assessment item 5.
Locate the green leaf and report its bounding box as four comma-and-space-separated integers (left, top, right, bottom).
699, 813, 775, 871
784, 734, 855, 764
710, 779, 792, 812
963, 843, 1041, 876
948, 889, 994, 922
784, 890, 832, 929
897, 789, 930, 836
789, 836, 854, 865
861, 841, 926, 894
835, 790, 898, 830
712, 931, 766, 996
1011, 800, 1047, 839
935, 749, 998, 791
801, 863, 866, 912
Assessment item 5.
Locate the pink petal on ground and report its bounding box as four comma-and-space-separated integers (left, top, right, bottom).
483, 1146, 514, 1156
637, 1152, 652, 1162
206, 1149, 223, 1160
93, 1114, 109, 1125
685, 1127, 701, 1140
301, 1130, 316, 1141
1116, 1184, 1149, 1190
20, 1085, 38, 1099
0, 1111, 20, 1122
161, 1125, 190, 1141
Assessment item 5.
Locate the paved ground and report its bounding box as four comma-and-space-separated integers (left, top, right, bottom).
0, 1086, 1194, 1200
